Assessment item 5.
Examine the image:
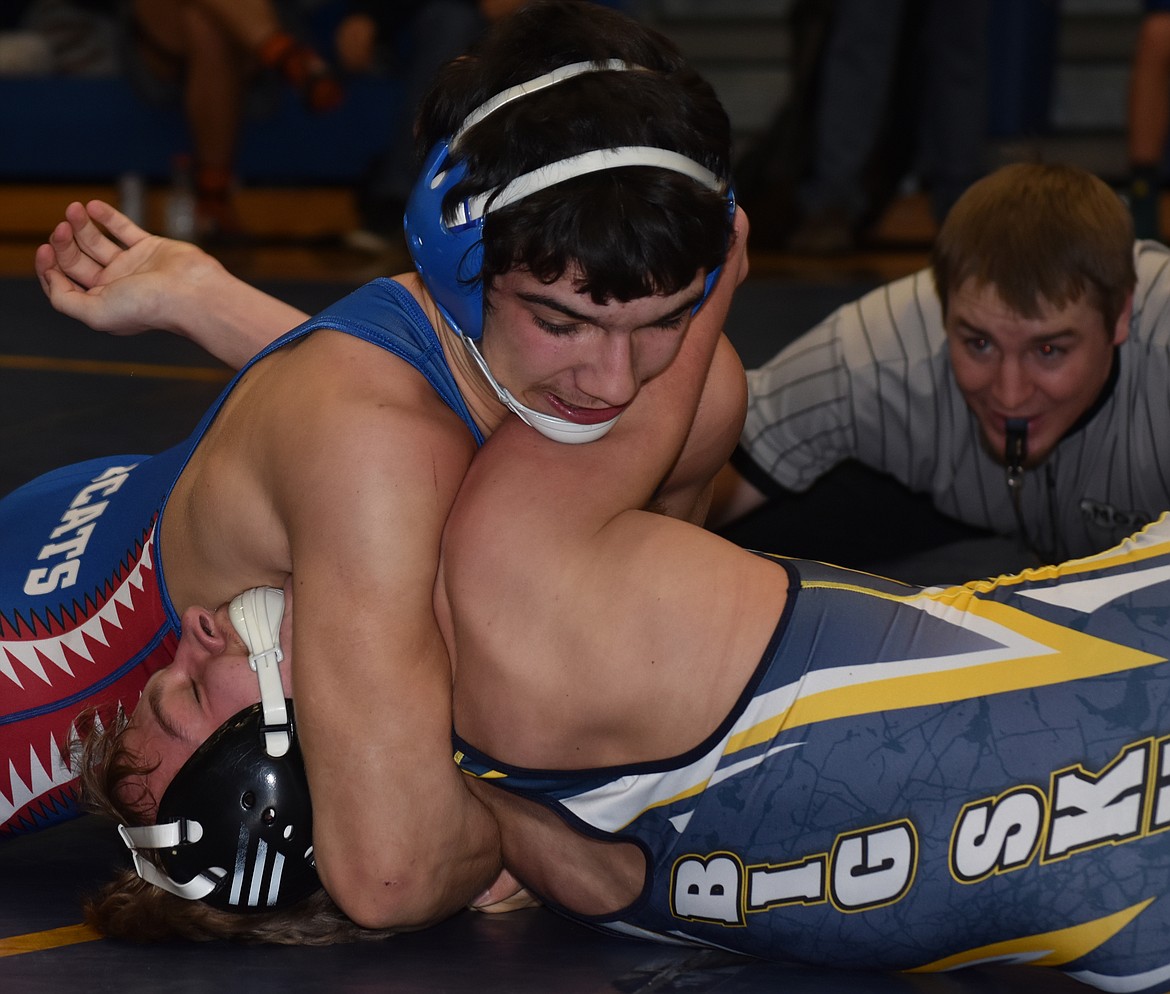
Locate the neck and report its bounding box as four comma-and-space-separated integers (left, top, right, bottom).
403, 273, 510, 439
409, 275, 622, 445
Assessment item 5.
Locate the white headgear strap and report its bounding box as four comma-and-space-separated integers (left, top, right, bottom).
450, 146, 724, 227
117, 822, 220, 901
451, 59, 633, 147
229, 586, 289, 758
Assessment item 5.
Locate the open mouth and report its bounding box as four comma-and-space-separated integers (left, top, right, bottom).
546, 394, 627, 425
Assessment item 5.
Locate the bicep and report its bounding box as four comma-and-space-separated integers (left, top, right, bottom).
279, 421, 497, 927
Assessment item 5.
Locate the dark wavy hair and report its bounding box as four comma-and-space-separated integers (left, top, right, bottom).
415, 0, 734, 304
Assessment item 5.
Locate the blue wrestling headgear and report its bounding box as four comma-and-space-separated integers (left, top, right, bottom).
404, 59, 733, 444
119, 588, 320, 913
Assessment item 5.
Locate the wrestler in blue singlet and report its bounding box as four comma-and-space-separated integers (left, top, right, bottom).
1, 278, 479, 838
454, 516, 1170, 991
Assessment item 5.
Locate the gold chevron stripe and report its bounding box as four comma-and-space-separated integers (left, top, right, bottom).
728, 593, 1164, 757
909, 898, 1153, 971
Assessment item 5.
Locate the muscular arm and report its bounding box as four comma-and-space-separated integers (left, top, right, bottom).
36, 201, 308, 369
642, 207, 752, 523
453, 213, 746, 567
267, 355, 499, 929
443, 209, 780, 768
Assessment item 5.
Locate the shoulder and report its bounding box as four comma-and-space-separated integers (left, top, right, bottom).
254, 334, 478, 533
1133, 240, 1170, 333
850, 269, 943, 345
786, 268, 942, 364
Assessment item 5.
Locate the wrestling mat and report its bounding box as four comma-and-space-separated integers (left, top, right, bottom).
0, 275, 1089, 991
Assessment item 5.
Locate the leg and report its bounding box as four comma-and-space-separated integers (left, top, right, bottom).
133, 0, 249, 238
917, 0, 988, 223
791, 0, 907, 252
351, 0, 485, 249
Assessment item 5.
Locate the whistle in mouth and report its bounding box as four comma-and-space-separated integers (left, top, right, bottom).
1005, 417, 1028, 489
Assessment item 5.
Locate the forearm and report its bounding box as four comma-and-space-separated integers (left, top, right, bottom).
652, 333, 747, 522
37, 199, 311, 370
283, 409, 492, 929
314, 765, 502, 930
705, 458, 769, 528
160, 257, 309, 369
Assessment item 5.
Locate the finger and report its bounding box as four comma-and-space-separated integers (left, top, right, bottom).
86, 199, 151, 248
34, 242, 59, 294
65, 201, 124, 268
468, 868, 526, 912
38, 267, 89, 321
470, 888, 540, 914
731, 205, 750, 286
48, 219, 105, 288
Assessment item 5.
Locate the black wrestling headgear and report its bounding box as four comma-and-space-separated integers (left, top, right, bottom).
118, 587, 321, 912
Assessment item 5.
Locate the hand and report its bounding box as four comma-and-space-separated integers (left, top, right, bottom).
34, 199, 224, 339
724, 204, 751, 290
468, 869, 540, 914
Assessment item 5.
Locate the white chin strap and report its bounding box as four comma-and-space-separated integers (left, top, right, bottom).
460, 335, 620, 444
229, 586, 289, 757
117, 822, 221, 901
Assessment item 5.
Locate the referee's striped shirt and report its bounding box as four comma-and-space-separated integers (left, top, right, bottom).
740, 241, 1170, 561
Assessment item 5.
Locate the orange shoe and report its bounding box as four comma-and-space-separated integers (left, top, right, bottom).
258, 32, 344, 114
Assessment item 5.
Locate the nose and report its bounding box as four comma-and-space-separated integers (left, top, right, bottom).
989, 355, 1034, 411
578, 332, 639, 407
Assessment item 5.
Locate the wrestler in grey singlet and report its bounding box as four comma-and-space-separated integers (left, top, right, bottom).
456, 515, 1170, 991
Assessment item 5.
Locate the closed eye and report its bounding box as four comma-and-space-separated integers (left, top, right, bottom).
533, 315, 582, 336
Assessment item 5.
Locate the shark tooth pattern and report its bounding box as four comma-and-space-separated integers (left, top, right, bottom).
0, 525, 178, 838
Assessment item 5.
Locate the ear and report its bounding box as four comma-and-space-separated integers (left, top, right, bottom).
1111, 291, 1133, 347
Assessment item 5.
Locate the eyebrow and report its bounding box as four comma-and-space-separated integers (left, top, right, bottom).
148, 681, 187, 743
954, 320, 1079, 343
517, 291, 702, 327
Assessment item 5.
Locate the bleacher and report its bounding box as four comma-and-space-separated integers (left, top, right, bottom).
0, 0, 1152, 248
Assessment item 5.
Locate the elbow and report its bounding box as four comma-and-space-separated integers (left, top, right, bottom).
317, 855, 462, 931
309, 793, 502, 930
